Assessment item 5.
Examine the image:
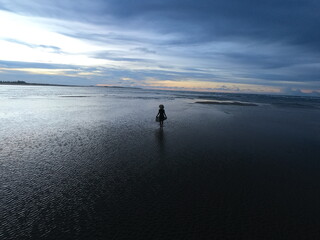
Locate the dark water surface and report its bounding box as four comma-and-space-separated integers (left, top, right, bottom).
1, 86, 320, 239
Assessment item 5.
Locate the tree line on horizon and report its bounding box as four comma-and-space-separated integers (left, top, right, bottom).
0, 80, 27, 84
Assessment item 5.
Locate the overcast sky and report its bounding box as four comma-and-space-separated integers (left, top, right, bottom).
0, 0, 319, 95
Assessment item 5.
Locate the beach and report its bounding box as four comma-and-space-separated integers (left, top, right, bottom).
1, 85, 320, 239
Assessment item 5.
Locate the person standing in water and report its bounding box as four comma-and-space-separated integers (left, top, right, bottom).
156, 104, 167, 127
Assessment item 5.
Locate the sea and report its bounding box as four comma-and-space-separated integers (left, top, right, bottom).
1, 85, 320, 239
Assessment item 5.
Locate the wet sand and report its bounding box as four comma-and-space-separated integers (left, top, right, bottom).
1, 87, 320, 239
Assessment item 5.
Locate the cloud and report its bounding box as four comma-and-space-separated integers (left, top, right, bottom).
4, 38, 62, 53
90, 50, 155, 63
132, 47, 156, 54
282, 87, 320, 97
3, 0, 319, 48
0, 66, 104, 77
144, 78, 281, 94
0, 0, 319, 95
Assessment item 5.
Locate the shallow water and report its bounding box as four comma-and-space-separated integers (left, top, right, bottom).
1, 86, 320, 239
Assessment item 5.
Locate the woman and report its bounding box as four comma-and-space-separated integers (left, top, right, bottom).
156, 104, 167, 127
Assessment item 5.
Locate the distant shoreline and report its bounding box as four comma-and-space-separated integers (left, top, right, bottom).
0, 81, 139, 89
1, 81, 318, 97
101, 86, 141, 89
0, 81, 85, 87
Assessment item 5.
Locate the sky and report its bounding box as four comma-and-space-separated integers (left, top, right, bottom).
0, 0, 319, 95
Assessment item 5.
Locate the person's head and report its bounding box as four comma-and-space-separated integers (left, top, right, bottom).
159, 104, 164, 109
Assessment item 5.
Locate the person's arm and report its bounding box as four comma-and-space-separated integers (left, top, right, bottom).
164, 110, 167, 117
156, 111, 160, 117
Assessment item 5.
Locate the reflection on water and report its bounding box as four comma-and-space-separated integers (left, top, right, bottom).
155, 127, 166, 157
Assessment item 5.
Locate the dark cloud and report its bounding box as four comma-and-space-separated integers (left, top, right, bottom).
120, 4, 316, 60
217, 50, 320, 72
86, 0, 320, 50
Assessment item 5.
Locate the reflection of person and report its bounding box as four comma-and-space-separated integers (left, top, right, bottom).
156, 104, 167, 127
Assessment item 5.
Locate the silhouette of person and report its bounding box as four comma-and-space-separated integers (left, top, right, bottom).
156, 104, 167, 127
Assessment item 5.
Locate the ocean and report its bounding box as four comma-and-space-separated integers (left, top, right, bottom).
1, 85, 320, 239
